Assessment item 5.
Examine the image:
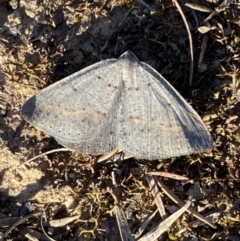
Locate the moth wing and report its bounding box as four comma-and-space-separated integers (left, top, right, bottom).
117, 53, 212, 160
21, 58, 123, 155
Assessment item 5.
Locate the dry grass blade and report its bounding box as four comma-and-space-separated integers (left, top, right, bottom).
97, 147, 123, 163
137, 201, 191, 241
204, 0, 235, 21
134, 209, 158, 240
190, 212, 221, 228
172, 0, 194, 86
146, 174, 166, 220
15, 148, 69, 169
185, 3, 213, 13
115, 206, 134, 241
146, 171, 189, 181
111, 170, 134, 241
155, 178, 217, 229
48, 216, 79, 228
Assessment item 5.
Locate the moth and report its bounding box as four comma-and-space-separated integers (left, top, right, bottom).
21, 51, 212, 160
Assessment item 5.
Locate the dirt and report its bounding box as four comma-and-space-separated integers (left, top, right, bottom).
0, 0, 240, 240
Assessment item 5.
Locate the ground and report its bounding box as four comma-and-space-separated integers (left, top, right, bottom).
0, 0, 239, 240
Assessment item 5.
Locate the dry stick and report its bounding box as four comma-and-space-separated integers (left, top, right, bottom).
155, 177, 217, 229
172, 0, 194, 86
